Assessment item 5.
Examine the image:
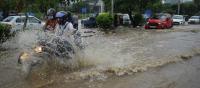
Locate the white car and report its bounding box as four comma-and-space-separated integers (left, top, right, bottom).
122, 14, 131, 25
1, 15, 45, 32
172, 15, 185, 25
188, 16, 200, 24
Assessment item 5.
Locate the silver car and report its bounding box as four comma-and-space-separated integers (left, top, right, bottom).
188, 16, 200, 24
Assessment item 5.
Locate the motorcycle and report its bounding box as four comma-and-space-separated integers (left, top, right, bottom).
18, 35, 79, 76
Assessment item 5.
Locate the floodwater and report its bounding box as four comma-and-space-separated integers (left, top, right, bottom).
0, 25, 200, 88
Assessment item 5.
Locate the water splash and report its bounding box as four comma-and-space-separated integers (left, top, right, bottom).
64, 29, 200, 80
1, 29, 83, 77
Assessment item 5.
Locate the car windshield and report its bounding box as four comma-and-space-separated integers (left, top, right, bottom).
160, 15, 167, 20
190, 16, 200, 19
2, 16, 14, 22
89, 17, 95, 21
151, 15, 160, 19
28, 17, 40, 23
123, 14, 130, 19
173, 16, 183, 19
151, 15, 167, 20
16, 17, 26, 23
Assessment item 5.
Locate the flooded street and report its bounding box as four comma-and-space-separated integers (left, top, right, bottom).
0, 25, 200, 88
86, 55, 200, 88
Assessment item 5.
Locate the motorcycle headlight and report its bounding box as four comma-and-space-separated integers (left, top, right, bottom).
18, 52, 30, 64
34, 46, 43, 53
20, 52, 29, 60
42, 22, 46, 26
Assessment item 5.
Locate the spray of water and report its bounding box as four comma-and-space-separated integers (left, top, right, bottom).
63, 29, 200, 81
0, 29, 83, 80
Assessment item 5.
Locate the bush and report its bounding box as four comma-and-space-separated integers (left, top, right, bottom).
0, 23, 12, 43
96, 13, 113, 31
133, 13, 144, 27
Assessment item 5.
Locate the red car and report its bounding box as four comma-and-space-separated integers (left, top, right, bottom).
145, 13, 173, 29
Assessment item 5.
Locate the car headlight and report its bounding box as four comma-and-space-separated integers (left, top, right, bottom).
146, 22, 149, 24
34, 46, 43, 53
158, 23, 161, 25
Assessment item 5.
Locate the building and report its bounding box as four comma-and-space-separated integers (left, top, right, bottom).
82, 0, 104, 13
93, 0, 104, 13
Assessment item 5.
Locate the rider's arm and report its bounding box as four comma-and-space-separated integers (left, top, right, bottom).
67, 23, 77, 35
43, 20, 49, 31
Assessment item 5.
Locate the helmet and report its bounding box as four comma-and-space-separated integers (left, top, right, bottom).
55, 11, 68, 18
55, 11, 71, 25
47, 8, 56, 16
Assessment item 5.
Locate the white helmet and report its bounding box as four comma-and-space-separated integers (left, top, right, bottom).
47, 8, 56, 16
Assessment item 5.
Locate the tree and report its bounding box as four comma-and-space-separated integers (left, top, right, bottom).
169, 2, 198, 16
194, 0, 200, 10
0, 0, 80, 16
102, 0, 161, 27
181, 2, 198, 16
70, 1, 89, 13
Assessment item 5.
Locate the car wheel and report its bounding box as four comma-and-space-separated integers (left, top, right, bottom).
162, 26, 166, 29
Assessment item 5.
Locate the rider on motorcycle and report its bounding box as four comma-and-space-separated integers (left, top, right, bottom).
54, 11, 82, 49
55, 11, 76, 39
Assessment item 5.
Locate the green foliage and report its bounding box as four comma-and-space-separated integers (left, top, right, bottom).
102, 0, 160, 27
161, 4, 175, 14
70, 1, 89, 13
147, 2, 163, 13
103, 0, 160, 13
133, 13, 144, 26
180, 2, 198, 16
194, 0, 200, 9
0, 24, 12, 43
35, 12, 44, 20
102, 0, 199, 20
96, 13, 113, 30
168, 2, 198, 16
0, 0, 80, 15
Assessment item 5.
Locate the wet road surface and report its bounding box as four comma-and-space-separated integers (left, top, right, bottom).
43, 54, 200, 88
0, 24, 200, 88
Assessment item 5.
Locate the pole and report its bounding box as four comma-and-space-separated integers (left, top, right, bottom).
178, 0, 180, 15
111, 0, 114, 16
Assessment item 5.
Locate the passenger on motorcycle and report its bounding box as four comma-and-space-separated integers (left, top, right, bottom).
44, 8, 57, 32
